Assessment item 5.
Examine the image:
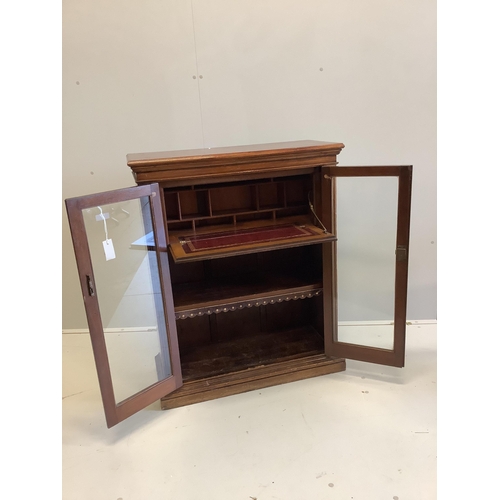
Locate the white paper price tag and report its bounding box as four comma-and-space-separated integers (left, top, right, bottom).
103, 239, 116, 261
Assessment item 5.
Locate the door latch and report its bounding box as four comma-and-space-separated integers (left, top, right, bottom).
395, 246, 407, 262
86, 275, 95, 296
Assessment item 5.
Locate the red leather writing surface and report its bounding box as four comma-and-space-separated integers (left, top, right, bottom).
181, 224, 316, 253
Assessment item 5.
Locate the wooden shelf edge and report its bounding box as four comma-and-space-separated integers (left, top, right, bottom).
174, 284, 323, 319
160, 354, 346, 410
170, 236, 335, 263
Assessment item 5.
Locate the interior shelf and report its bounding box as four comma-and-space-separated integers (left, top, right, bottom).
168, 215, 336, 262
179, 325, 325, 382
173, 272, 323, 320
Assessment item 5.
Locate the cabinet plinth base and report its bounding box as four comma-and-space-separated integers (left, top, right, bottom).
160, 354, 346, 410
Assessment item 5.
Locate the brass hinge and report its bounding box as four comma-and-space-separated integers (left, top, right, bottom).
395, 246, 407, 262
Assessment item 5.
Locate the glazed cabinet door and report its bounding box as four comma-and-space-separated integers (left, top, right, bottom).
66, 184, 182, 427
322, 166, 412, 367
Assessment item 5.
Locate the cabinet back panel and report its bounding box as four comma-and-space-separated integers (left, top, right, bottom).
177, 315, 211, 352
167, 221, 193, 232
235, 212, 274, 223
179, 190, 210, 218
164, 192, 180, 220
168, 253, 206, 284
285, 178, 311, 206
277, 206, 309, 218
260, 299, 315, 333
210, 185, 256, 214
169, 246, 322, 288
177, 299, 318, 351
211, 307, 262, 341
258, 182, 284, 208
209, 253, 259, 279
195, 216, 234, 228
176, 297, 319, 352
258, 245, 322, 279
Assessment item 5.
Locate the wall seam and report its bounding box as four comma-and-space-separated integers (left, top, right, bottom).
190, 0, 206, 147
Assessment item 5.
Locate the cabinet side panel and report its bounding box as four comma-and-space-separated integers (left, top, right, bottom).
321, 167, 337, 355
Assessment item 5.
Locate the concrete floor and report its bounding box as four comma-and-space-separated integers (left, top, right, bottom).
62, 322, 436, 500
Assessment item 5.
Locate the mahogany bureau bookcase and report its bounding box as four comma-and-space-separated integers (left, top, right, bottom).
66, 140, 412, 428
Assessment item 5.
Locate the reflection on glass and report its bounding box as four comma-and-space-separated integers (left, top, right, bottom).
336, 176, 398, 350
82, 196, 171, 403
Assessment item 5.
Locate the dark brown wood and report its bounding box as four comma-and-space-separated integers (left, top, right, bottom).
173, 277, 322, 320
127, 140, 345, 184
168, 353, 341, 399
180, 326, 324, 381
161, 354, 346, 409
323, 165, 412, 177
127, 140, 340, 163
321, 166, 336, 358
159, 167, 317, 189
163, 176, 311, 224
393, 165, 412, 367
322, 165, 413, 368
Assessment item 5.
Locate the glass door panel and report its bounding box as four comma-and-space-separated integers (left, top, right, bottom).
337, 176, 398, 350
66, 184, 182, 427
81, 197, 171, 403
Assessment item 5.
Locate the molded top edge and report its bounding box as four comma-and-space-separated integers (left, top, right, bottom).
126, 140, 345, 167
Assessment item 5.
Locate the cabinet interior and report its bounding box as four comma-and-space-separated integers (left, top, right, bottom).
163, 174, 334, 262
169, 245, 325, 382
154, 168, 346, 409
164, 174, 312, 228
162, 173, 329, 383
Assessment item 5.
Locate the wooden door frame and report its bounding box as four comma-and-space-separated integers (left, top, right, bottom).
65, 183, 182, 427
322, 165, 412, 367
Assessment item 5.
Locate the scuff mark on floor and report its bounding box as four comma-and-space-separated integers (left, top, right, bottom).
62, 390, 86, 400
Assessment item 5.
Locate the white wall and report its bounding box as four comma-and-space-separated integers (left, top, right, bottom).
63, 0, 436, 328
